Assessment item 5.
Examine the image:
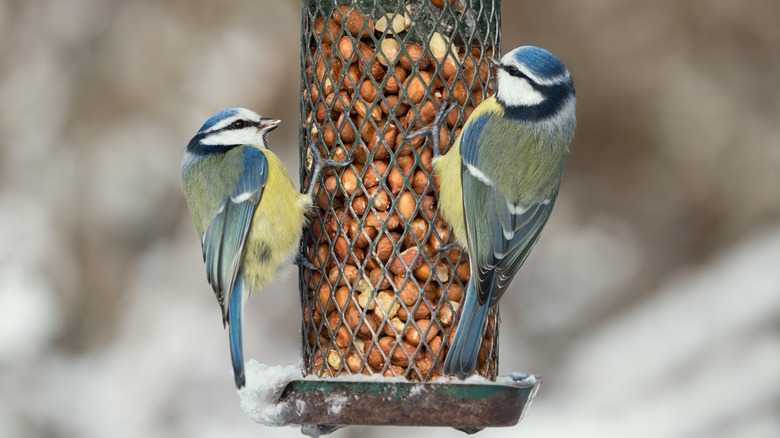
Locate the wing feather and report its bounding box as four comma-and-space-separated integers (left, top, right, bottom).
461, 163, 556, 307
201, 147, 268, 323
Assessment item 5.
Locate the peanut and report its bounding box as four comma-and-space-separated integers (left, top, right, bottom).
356, 285, 377, 313
345, 351, 362, 373
374, 234, 393, 262
368, 268, 391, 292
334, 6, 374, 38
367, 342, 385, 370
351, 194, 368, 215
352, 224, 377, 249
430, 0, 456, 8
387, 164, 405, 194
336, 113, 356, 144
419, 100, 438, 124
337, 36, 357, 63
405, 218, 428, 247
397, 300, 431, 321
375, 291, 400, 319
377, 38, 401, 67
405, 320, 440, 346
362, 160, 388, 188
326, 349, 341, 370
437, 302, 455, 327
368, 185, 391, 212
365, 210, 401, 230
412, 170, 429, 194
314, 17, 341, 44
328, 264, 359, 286
354, 99, 381, 122
375, 13, 405, 34
389, 247, 421, 275
317, 284, 335, 314
445, 283, 463, 302
399, 44, 430, 71
340, 166, 359, 196
384, 65, 408, 93
333, 236, 349, 260
456, 262, 470, 282
396, 281, 419, 308
403, 71, 433, 104
359, 79, 377, 102
413, 262, 430, 281
397, 191, 416, 221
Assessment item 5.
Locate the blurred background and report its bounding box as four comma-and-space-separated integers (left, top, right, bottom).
0, 0, 778, 437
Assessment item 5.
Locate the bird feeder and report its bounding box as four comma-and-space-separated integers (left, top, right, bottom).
246, 0, 540, 433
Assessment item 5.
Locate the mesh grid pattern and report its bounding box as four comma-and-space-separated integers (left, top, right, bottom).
299, 0, 500, 381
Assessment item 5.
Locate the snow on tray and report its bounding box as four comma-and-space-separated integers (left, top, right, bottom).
237, 360, 413, 426
238, 361, 303, 426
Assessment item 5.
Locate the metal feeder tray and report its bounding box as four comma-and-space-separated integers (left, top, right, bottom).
277, 374, 541, 435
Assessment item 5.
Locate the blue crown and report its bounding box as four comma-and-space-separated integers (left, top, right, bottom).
512, 46, 568, 80
198, 108, 242, 133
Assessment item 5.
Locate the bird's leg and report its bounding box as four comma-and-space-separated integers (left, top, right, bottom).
306, 142, 352, 197
299, 143, 351, 272
405, 100, 457, 158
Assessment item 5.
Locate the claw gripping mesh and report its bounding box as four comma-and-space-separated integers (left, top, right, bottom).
299, 0, 500, 381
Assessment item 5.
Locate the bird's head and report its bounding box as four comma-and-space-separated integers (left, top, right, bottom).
186, 107, 280, 157
493, 46, 575, 122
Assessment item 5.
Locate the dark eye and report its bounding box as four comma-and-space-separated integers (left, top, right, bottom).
231, 120, 246, 129
505, 65, 522, 77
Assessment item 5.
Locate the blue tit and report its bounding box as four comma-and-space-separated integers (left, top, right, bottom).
434, 46, 576, 378
181, 108, 313, 389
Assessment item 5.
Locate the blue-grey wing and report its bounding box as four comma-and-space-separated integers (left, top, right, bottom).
202, 147, 268, 323
461, 169, 556, 307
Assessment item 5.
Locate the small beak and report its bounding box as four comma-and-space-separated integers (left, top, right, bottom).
259, 118, 281, 132
487, 57, 501, 69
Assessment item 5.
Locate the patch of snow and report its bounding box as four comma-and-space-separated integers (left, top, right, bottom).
326, 394, 348, 416
464, 374, 492, 384
308, 372, 407, 383
409, 384, 425, 396
294, 399, 306, 415
506, 374, 541, 387
238, 361, 302, 426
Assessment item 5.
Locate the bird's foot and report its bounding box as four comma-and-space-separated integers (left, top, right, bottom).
306, 143, 352, 197
437, 241, 461, 254
404, 100, 457, 158
294, 251, 319, 271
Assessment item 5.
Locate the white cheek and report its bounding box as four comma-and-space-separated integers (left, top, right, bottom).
496, 70, 545, 107
201, 128, 265, 147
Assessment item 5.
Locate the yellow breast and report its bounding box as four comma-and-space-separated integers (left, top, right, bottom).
242, 148, 312, 294
434, 141, 467, 246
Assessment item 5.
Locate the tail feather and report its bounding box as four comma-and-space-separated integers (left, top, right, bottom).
228, 276, 245, 389
443, 280, 490, 378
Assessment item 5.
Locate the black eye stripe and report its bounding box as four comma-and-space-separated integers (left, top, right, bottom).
501, 64, 532, 82
230, 120, 247, 129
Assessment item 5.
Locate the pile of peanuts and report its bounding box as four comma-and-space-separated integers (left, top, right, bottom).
301, 3, 497, 381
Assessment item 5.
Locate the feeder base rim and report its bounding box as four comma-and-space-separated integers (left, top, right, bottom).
238, 361, 541, 434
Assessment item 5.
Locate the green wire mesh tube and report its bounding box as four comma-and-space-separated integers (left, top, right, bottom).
299, 0, 500, 381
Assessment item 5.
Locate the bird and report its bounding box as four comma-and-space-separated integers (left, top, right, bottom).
181, 107, 347, 388
431, 46, 576, 378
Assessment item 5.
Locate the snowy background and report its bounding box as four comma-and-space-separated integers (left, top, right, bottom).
1, 1, 778, 437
